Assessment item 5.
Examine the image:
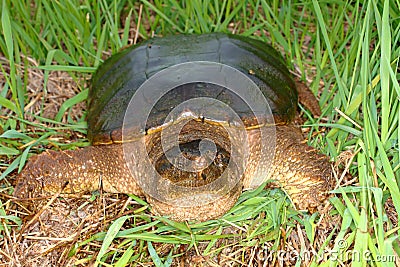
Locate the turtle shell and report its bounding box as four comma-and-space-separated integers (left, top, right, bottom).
88, 33, 297, 145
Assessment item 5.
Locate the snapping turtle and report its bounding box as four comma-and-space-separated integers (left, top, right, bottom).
14, 33, 333, 221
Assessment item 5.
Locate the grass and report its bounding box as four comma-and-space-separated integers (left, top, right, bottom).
1, 0, 400, 266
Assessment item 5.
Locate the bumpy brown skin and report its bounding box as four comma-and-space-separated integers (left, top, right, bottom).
267, 126, 332, 209
13, 123, 332, 221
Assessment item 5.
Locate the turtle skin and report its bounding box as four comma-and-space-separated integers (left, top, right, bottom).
14, 33, 333, 221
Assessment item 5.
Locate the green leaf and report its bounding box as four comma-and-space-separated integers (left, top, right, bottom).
55, 89, 88, 122
96, 215, 130, 264
0, 144, 19, 155
148, 241, 163, 267
114, 243, 135, 267
0, 130, 32, 140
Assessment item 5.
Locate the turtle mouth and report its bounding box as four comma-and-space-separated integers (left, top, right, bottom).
154, 139, 230, 187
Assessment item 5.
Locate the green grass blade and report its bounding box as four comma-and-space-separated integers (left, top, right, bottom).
140, 0, 184, 33
55, 89, 88, 122
379, 0, 391, 143
95, 215, 130, 265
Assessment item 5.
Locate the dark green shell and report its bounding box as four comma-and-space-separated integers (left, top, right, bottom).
88, 33, 297, 144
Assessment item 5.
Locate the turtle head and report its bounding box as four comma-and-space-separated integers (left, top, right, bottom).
122, 117, 248, 221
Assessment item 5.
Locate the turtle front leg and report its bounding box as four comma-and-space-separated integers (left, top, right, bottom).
272, 125, 333, 210
13, 144, 142, 199
245, 125, 334, 211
